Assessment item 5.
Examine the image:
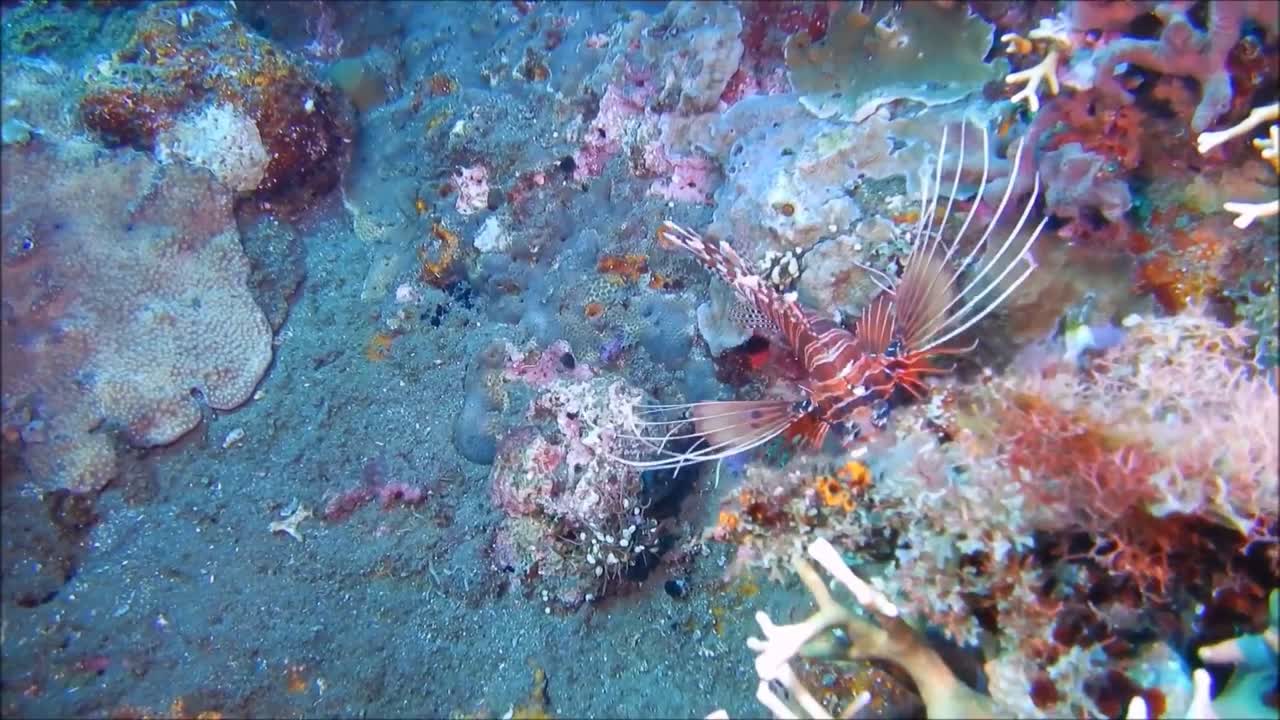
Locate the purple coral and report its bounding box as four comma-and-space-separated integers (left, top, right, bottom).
1092, 1, 1277, 131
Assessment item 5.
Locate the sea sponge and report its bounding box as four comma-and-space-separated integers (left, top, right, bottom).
156, 103, 269, 193
1039, 142, 1134, 224
643, 1, 744, 113
784, 2, 1006, 122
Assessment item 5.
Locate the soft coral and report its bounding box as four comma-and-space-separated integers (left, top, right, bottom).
957, 308, 1279, 594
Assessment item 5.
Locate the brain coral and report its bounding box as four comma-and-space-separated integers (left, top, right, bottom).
1, 138, 273, 493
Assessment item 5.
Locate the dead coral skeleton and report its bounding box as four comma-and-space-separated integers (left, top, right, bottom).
1002, 16, 1073, 113
710, 537, 1249, 720
269, 505, 312, 542
1197, 102, 1279, 228
727, 538, 997, 719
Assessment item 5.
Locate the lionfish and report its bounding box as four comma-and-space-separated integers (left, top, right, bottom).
611, 124, 1047, 474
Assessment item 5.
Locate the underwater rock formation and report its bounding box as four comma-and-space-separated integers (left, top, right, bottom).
79, 3, 353, 214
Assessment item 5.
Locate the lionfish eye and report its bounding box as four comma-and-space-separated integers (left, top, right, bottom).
884, 336, 904, 359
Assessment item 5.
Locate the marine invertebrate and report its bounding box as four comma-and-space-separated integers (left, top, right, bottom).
733, 538, 996, 719
958, 309, 1278, 596
812, 460, 871, 514
428, 73, 457, 97
784, 2, 1006, 122
155, 102, 270, 193
268, 506, 312, 542
1, 139, 273, 493
632, 0, 744, 114
1197, 102, 1279, 228
454, 165, 491, 216
721, 537, 1277, 720
1092, 1, 1277, 132
79, 3, 352, 214
1002, 16, 1073, 113
418, 221, 460, 287
596, 253, 649, 284
487, 363, 669, 609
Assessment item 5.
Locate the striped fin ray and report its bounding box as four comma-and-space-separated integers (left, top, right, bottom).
605, 399, 802, 473
657, 222, 809, 348
862, 121, 1047, 358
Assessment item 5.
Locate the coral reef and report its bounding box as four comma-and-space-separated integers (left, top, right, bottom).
487, 341, 671, 610
1091, 1, 1278, 133
1, 138, 272, 492
784, 2, 1007, 122
705, 307, 1277, 716
720, 537, 1278, 720
1, 2, 1277, 718
79, 3, 353, 213
155, 102, 270, 193
987, 0, 1279, 353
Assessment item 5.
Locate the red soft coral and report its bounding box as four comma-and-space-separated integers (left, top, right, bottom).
956, 308, 1278, 594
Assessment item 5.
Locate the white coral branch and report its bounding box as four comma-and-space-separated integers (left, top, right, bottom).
1197, 103, 1280, 228
1223, 199, 1279, 229
1196, 102, 1279, 155
1002, 17, 1073, 113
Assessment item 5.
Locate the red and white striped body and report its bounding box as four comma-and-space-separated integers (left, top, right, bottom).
657, 222, 892, 446
616, 125, 1045, 471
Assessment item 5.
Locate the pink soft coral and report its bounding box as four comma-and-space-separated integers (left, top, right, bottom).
957, 307, 1278, 587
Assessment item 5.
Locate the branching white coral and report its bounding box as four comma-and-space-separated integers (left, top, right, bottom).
735, 538, 994, 719
1002, 16, 1073, 113
1197, 102, 1279, 229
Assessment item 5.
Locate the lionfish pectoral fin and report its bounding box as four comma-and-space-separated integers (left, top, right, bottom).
857, 122, 1047, 387
901, 122, 1048, 356
606, 399, 800, 472
857, 253, 957, 357
690, 400, 798, 450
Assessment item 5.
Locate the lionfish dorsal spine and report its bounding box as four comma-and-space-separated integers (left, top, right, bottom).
861, 122, 1048, 358
657, 221, 810, 350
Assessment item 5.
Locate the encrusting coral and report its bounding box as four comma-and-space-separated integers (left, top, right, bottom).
1, 139, 273, 492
